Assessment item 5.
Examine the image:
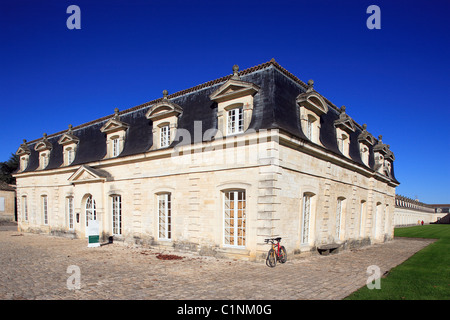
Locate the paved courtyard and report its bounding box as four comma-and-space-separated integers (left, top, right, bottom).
0, 223, 434, 300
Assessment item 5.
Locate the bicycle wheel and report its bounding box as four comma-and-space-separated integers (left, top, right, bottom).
279, 246, 287, 263
266, 249, 277, 267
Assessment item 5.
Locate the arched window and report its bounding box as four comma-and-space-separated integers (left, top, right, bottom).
301, 192, 316, 245
22, 196, 28, 221
359, 200, 367, 238
336, 197, 346, 240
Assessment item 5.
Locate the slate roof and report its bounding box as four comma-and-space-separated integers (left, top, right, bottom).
16, 59, 398, 183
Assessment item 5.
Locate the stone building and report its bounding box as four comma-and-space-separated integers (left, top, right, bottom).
13, 59, 399, 260
0, 182, 16, 222
393, 195, 444, 226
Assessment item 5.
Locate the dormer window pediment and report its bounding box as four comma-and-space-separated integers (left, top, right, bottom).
296, 81, 328, 116
385, 149, 395, 162
58, 124, 79, 146
334, 106, 355, 158
334, 106, 355, 133
34, 133, 52, 170
146, 90, 182, 150
34, 133, 53, 152
59, 125, 79, 166
358, 124, 375, 146
373, 136, 395, 158
16, 139, 31, 172
358, 124, 374, 166
101, 108, 129, 158
145, 93, 183, 122
16, 139, 31, 156
210, 65, 258, 138
58, 134, 79, 145
297, 80, 328, 146
373, 135, 395, 176
100, 109, 130, 134
209, 79, 260, 103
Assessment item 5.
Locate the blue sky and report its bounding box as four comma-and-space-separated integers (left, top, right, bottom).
0, 0, 449, 203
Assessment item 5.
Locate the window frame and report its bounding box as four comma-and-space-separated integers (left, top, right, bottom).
112, 195, 122, 236
40, 153, 49, 169
359, 200, 366, 238
301, 194, 311, 244
336, 197, 344, 240
42, 195, 48, 225
157, 193, 172, 240
226, 107, 244, 136
66, 197, 74, 230
67, 147, 74, 165
223, 189, 246, 248
85, 195, 97, 227
112, 138, 120, 157
20, 156, 29, 171
22, 196, 28, 221
160, 124, 171, 148
338, 132, 349, 156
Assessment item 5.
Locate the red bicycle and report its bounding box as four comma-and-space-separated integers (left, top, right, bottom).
264, 237, 287, 267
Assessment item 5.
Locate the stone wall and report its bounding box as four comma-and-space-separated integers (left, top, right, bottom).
15, 130, 396, 261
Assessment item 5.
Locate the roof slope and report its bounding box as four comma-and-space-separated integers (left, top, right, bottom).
17, 59, 398, 183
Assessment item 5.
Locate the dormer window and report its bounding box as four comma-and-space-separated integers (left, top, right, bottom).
35, 133, 53, 170
227, 105, 244, 135
16, 139, 31, 172
146, 90, 183, 150
358, 124, 375, 167
334, 106, 355, 158
296, 80, 328, 145
373, 135, 395, 177
100, 108, 129, 158
209, 65, 259, 138
20, 156, 29, 171
58, 124, 79, 166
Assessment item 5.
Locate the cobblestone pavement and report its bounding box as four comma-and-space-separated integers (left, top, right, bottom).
0, 225, 435, 300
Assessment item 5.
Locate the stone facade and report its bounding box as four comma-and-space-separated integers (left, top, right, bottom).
13, 60, 399, 261
0, 182, 16, 222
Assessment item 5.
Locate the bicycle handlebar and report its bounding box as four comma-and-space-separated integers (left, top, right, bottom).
264, 237, 282, 244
